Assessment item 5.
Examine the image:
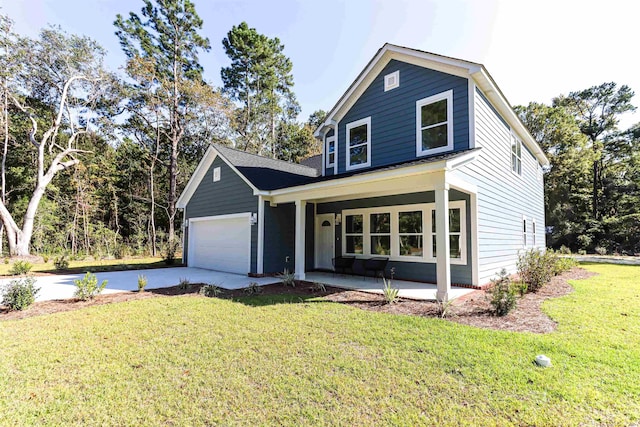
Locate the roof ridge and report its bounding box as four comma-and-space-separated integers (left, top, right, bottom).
212, 143, 318, 172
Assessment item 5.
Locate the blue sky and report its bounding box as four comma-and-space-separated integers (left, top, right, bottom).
2, 0, 639, 129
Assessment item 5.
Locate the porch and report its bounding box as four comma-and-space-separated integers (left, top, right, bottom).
305, 272, 475, 301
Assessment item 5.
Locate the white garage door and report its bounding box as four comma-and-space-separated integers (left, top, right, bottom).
188, 214, 251, 274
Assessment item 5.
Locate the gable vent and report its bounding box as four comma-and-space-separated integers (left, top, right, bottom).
384, 70, 400, 91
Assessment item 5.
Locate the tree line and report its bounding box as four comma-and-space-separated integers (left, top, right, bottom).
0, 0, 637, 259
0, 0, 323, 259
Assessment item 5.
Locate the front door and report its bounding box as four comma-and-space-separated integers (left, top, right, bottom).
315, 213, 335, 270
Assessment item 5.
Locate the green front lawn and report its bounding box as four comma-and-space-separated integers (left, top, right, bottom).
0, 256, 182, 277
1, 263, 639, 425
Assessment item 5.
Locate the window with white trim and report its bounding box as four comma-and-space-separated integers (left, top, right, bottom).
430, 203, 465, 260
384, 70, 399, 91
512, 135, 522, 176
532, 219, 536, 246
213, 166, 221, 182
341, 202, 466, 265
346, 117, 371, 170
523, 216, 528, 247
344, 214, 363, 254
399, 210, 423, 257
325, 136, 335, 168
416, 90, 453, 156
370, 213, 391, 255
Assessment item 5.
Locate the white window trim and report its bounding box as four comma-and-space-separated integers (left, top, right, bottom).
532, 218, 537, 247
416, 90, 454, 157
522, 215, 528, 248
213, 166, 221, 182
345, 116, 372, 171
384, 70, 400, 91
511, 134, 523, 178
325, 135, 336, 169
341, 201, 467, 265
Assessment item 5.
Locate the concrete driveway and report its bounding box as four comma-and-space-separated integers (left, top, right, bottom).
0, 267, 279, 302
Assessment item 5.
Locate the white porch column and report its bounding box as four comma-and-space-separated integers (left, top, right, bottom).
435, 181, 451, 301
294, 199, 307, 280
257, 196, 265, 275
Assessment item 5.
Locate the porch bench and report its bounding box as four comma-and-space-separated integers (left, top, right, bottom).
332, 256, 355, 275
363, 257, 389, 281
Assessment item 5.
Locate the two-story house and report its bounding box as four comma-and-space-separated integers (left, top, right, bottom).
177, 44, 549, 300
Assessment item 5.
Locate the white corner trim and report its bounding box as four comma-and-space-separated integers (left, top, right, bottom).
469, 192, 479, 286
257, 196, 265, 274
468, 80, 476, 149
345, 116, 372, 171
416, 90, 454, 157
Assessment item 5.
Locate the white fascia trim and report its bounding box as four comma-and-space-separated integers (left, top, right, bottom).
345, 116, 372, 171
416, 90, 454, 157
189, 212, 252, 223
471, 68, 549, 167
258, 149, 481, 199
468, 80, 476, 149
177, 145, 260, 209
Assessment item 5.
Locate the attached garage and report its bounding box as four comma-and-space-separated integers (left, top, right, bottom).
187, 213, 251, 274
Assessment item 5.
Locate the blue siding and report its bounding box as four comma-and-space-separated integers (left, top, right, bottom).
336, 59, 469, 174
184, 157, 258, 273
453, 88, 546, 284
317, 190, 472, 284
263, 202, 315, 274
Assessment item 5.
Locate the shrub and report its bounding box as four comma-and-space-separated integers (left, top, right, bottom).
435, 298, 456, 318
594, 246, 607, 256
1, 277, 40, 311
310, 282, 326, 293
243, 281, 262, 295
578, 249, 586, 255
277, 268, 296, 287
54, 256, 70, 270
137, 274, 148, 292
558, 245, 571, 255
163, 240, 179, 265
552, 256, 578, 276
178, 278, 190, 290
488, 269, 518, 316
43, 255, 49, 263
74, 272, 108, 301
200, 283, 223, 297
517, 249, 554, 293
382, 276, 399, 304
9, 260, 33, 275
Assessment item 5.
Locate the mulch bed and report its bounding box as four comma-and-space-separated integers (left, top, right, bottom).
1, 268, 595, 333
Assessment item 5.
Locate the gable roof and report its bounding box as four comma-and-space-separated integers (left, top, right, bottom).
299, 154, 322, 173
314, 43, 549, 167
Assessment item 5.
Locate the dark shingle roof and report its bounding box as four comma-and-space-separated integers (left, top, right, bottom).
299, 154, 322, 173
213, 144, 320, 191
213, 143, 480, 191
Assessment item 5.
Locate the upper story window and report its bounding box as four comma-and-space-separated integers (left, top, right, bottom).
416, 90, 453, 157
346, 117, 371, 171
325, 136, 336, 168
512, 134, 522, 176
384, 70, 399, 91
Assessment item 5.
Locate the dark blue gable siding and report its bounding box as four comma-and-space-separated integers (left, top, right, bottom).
337, 59, 469, 174
184, 156, 258, 273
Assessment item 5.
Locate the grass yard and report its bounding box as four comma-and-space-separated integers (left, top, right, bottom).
0, 256, 182, 277
0, 263, 639, 426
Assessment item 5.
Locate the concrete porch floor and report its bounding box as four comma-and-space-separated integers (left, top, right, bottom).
304, 271, 475, 301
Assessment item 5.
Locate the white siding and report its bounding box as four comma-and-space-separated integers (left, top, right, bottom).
453, 89, 545, 285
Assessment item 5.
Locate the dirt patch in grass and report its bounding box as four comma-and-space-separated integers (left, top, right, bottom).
1, 268, 595, 334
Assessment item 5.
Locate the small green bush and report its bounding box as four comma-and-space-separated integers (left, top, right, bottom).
552, 256, 578, 276
243, 282, 262, 295
517, 249, 554, 293
277, 268, 296, 287
137, 274, 148, 292
178, 278, 190, 290
558, 245, 571, 255
9, 260, 33, 275
382, 276, 399, 304
594, 246, 607, 256
163, 240, 179, 265
578, 249, 587, 255
43, 255, 49, 263
54, 256, 70, 270
488, 269, 518, 316
200, 283, 222, 298
310, 282, 326, 293
74, 272, 108, 301
1, 276, 40, 311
